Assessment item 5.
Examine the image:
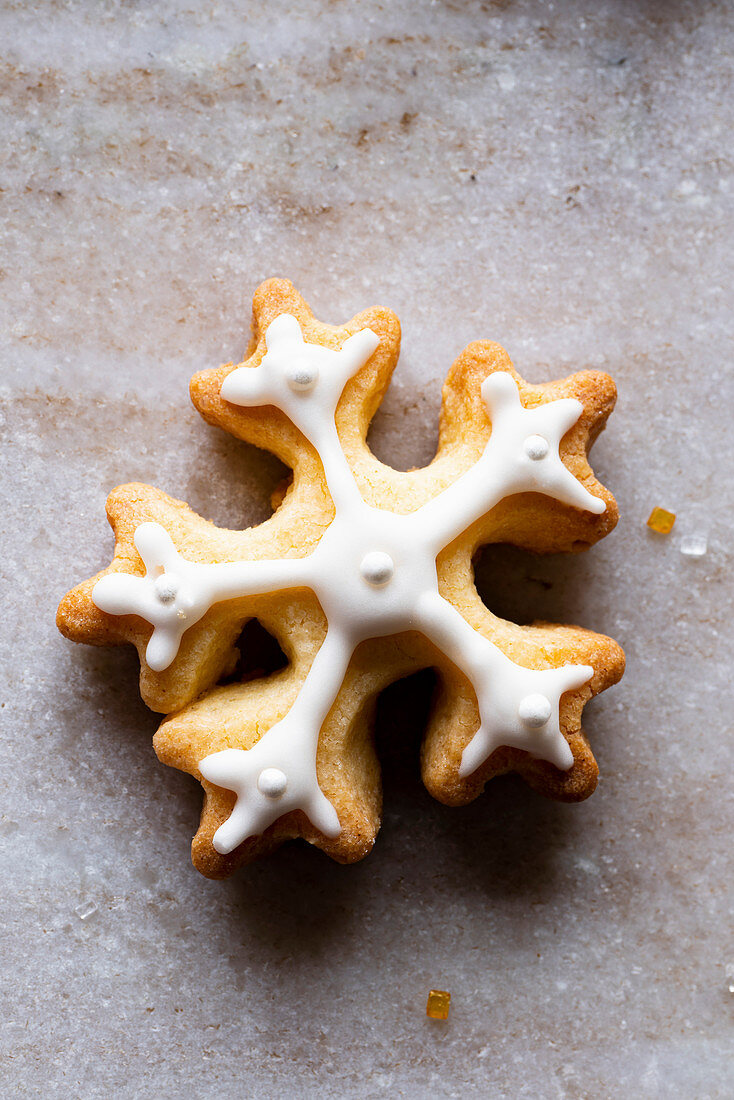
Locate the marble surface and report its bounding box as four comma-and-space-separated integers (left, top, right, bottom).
2, 1, 733, 1096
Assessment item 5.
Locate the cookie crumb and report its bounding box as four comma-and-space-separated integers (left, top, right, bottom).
646, 507, 676, 534
426, 989, 451, 1020
679, 534, 707, 558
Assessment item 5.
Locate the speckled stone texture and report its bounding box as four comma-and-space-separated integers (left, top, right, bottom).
1, 1, 733, 1097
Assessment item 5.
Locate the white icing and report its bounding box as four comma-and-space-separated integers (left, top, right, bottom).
93, 523, 312, 672
93, 314, 605, 853
198, 627, 346, 852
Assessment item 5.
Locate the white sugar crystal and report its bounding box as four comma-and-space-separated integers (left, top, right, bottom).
679, 534, 707, 558
74, 901, 98, 921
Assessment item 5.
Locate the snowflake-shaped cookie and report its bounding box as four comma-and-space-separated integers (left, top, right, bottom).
57, 279, 624, 878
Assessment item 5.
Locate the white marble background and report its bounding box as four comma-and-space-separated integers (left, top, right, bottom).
1, 1, 732, 1097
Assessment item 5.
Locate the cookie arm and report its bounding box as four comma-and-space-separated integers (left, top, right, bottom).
92, 522, 316, 672
197, 626, 351, 853
415, 591, 593, 775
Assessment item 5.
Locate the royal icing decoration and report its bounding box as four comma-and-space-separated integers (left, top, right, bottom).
93, 315, 605, 855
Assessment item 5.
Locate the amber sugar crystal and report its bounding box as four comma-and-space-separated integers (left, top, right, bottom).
647, 507, 676, 535
426, 989, 451, 1020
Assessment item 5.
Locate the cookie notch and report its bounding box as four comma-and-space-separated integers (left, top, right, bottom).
57, 278, 624, 878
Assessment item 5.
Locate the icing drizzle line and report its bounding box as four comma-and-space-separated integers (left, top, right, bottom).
93, 315, 605, 854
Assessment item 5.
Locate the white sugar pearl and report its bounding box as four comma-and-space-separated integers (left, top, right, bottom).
359, 551, 394, 587
518, 693, 552, 727
286, 360, 319, 391
257, 768, 288, 799
154, 574, 179, 603
524, 435, 549, 461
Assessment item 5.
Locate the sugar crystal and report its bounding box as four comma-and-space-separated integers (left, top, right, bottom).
74, 901, 98, 921
680, 534, 707, 558
646, 507, 676, 535
426, 989, 451, 1020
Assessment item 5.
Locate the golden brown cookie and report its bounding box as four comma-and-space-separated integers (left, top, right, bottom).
57, 278, 624, 878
